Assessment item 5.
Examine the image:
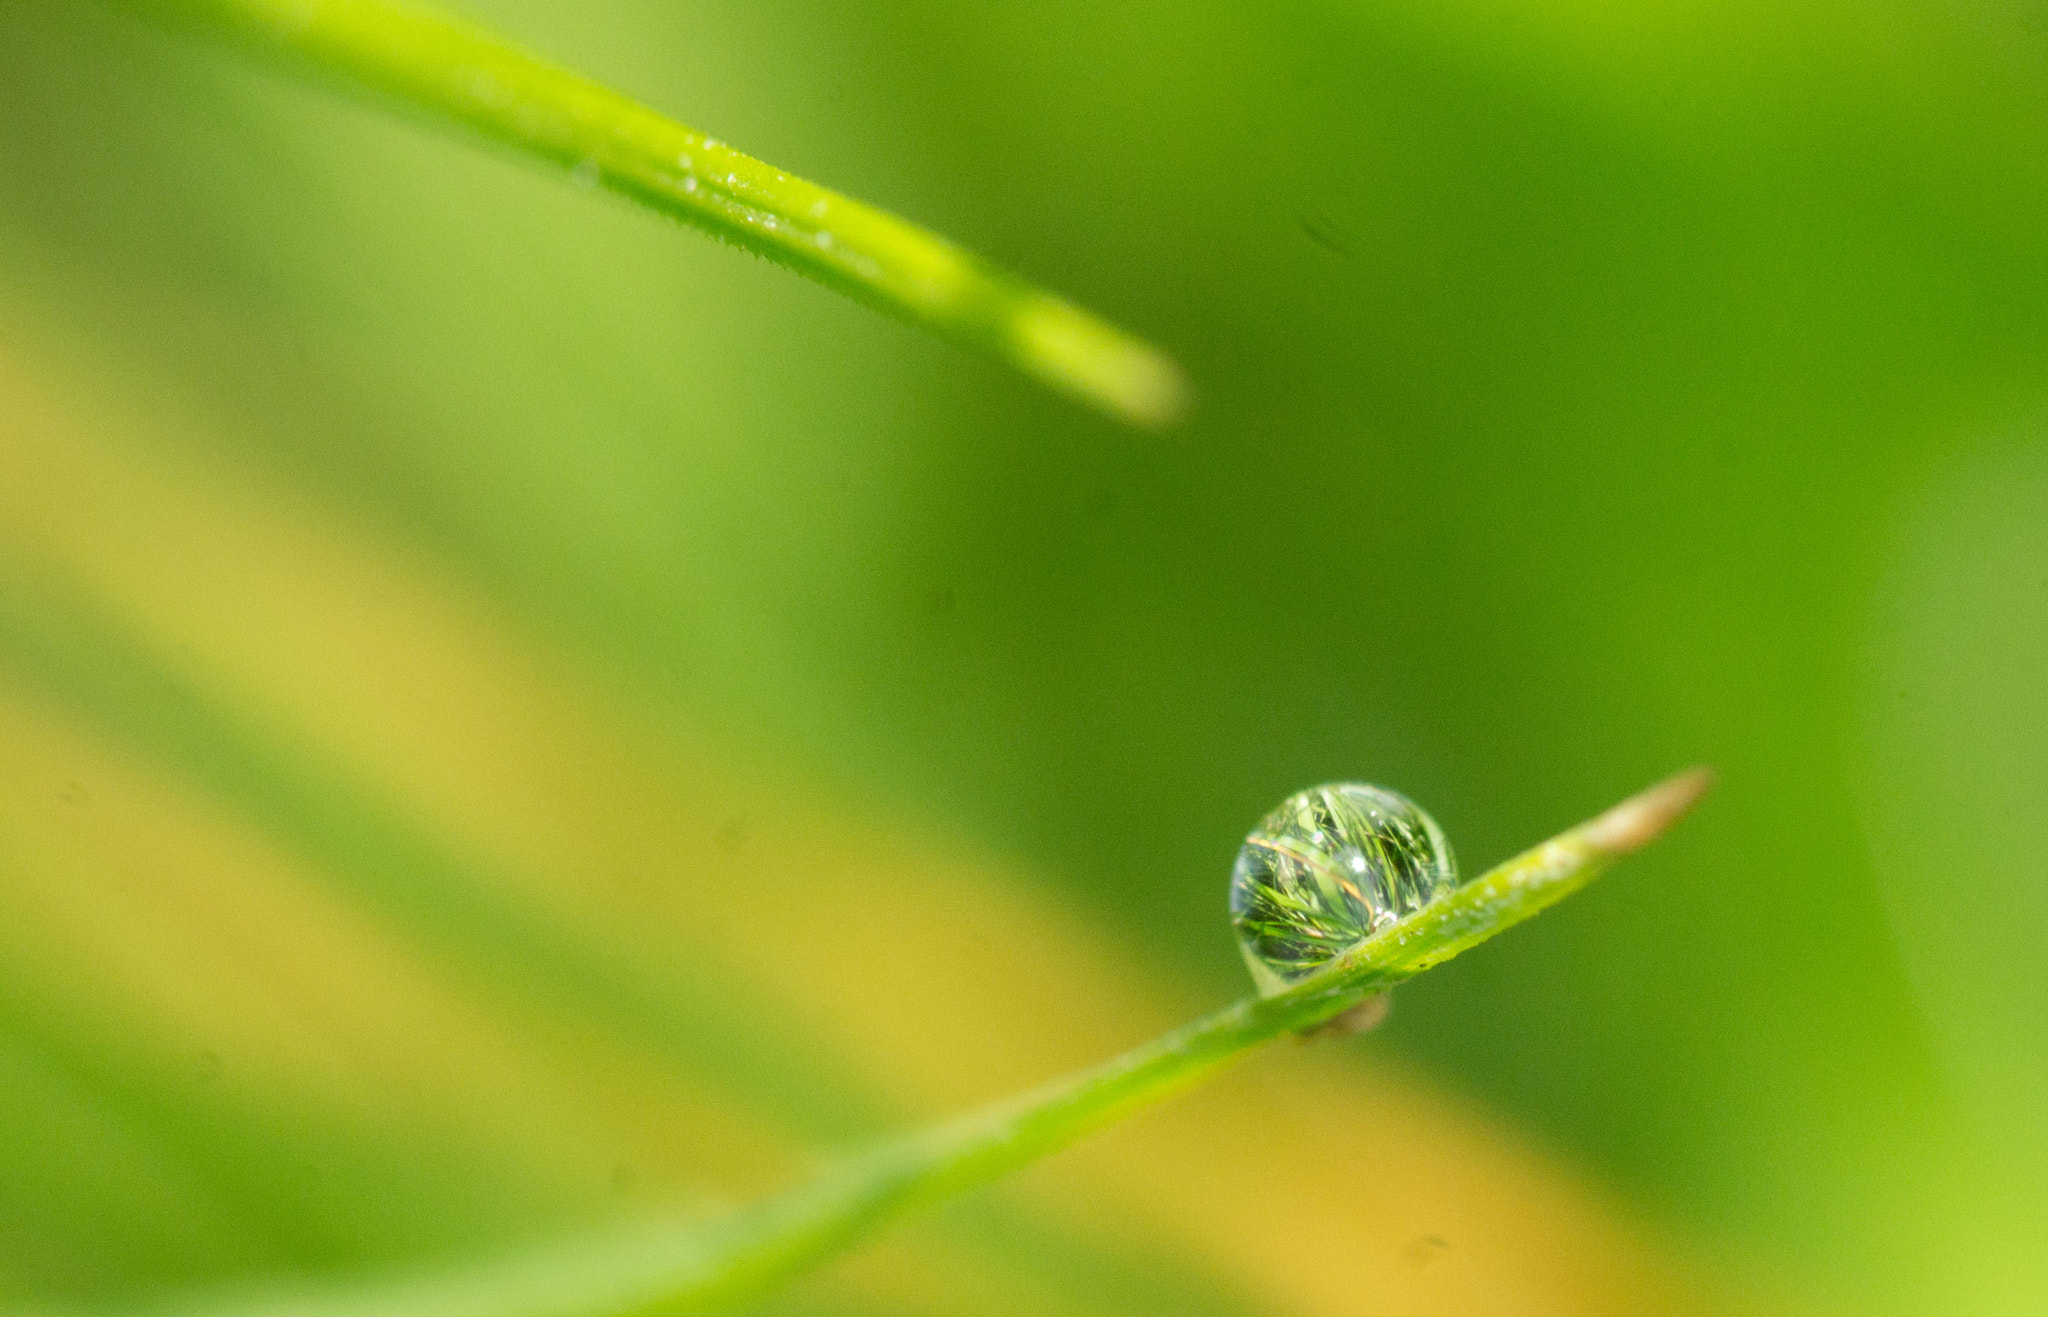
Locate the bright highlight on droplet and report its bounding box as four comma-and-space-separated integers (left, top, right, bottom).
1229, 783, 1457, 995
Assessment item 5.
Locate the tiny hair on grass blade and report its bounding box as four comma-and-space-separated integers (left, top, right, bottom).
118, 0, 1191, 428
156, 769, 1712, 1317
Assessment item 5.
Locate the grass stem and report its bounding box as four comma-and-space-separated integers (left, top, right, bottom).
167, 769, 1711, 1317
124, 0, 1190, 427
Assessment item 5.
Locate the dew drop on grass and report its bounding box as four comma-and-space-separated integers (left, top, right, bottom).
1229, 783, 1456, 995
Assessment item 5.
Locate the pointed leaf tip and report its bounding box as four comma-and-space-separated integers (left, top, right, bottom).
1581, 766, 1716, 856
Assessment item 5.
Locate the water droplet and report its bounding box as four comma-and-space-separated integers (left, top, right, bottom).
683, 176, 699, 193
676, 153, 692, 169
571, 157, 600, 189
1228, 783, 1456, 994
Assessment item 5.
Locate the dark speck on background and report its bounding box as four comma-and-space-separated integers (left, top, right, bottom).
1297, 212, 1357, 258
1402, 1235, 1451, 1269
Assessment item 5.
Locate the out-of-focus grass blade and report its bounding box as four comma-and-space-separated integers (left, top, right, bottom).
178, 771, 1712, 1317
0, 334, 1719, 1314
116, 0, 1189, 428
0, 604, 1278, 1316
0, 565, 875, 1146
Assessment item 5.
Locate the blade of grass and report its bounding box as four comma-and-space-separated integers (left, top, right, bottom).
154, 769, 1712, 1317
0, 562, 875, 1143
0, 566, 1269, 1317
114, 0, 1190, 428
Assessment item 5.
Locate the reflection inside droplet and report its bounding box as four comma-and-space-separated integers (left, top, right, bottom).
1228, 783, 1456, 995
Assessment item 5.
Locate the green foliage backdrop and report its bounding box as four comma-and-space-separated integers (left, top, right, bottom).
1, 0, 2044, 1314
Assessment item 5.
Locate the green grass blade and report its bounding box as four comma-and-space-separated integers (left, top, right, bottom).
0, 569, 1265, 1316
0, 567, 874, 1144
161, 769, 1712, 1317
118, 0, 1190, 428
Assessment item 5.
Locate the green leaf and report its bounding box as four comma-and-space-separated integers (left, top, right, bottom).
162, 769, 1712, 1317
116, 0, 1190, 428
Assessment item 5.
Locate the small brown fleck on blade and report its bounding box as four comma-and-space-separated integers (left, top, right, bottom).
1297, 991, 1392, 1041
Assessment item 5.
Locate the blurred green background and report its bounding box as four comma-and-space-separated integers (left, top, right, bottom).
1, 0, 2045, 1313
